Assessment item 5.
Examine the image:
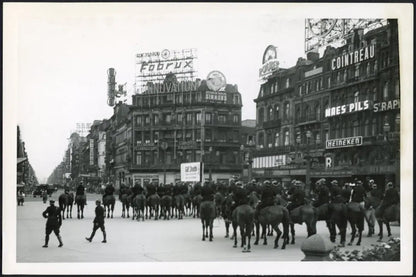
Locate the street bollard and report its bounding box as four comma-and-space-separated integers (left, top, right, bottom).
301, 234, 335, 261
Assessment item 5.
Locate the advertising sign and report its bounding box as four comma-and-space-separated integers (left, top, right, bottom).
206, 71, 227, 91
326, 136, 363, 149
89, 139, 94, 165
331, 45, 375, 71
259, 45, 279, 80
181, 162, 202, 182
205, 91, 227, 102
373, 99, 400, 112
325, 100, 370, 117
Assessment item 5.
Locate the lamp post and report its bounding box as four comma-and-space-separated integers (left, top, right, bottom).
247, 141, 255, 182
208, 146, 213, 181
160, 141, 168, 185
240, 145, 245, 181
383, 122, 391, 141
305, 130, 312, 197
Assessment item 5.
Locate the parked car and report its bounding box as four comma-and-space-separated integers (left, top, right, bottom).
32, 184, 56, 197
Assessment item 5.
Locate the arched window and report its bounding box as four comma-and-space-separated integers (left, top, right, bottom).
353, 120, 360, 136
258, 132, 264, 148
364, 119, 370, 137
374, 60, 378, 72
269, 106, 273, 121
337, 71, 340, 83
285, 102, 290, 119
395, 79, 400, 98
275, 82, 278, 93
316, 103, 320, 120
372, 118, 377, 136
286, 78, 290, 88
274, 131, 280, 147
335, 122, 340, 138
355, 64, 360, 77
343, 70, 347, 82
383, 82, 389, 100
366, 63, 370, 76
304, 105, 310, 120
373, 87, 378, 101
315, 132, 321, 144
341, 122, 346, 137
267, 132, 273, 148
258, 107, 264, 124
354, 91, 360, 102
284, 130, 290, 146
395, 113, 400, 132
275, 105, 280, 120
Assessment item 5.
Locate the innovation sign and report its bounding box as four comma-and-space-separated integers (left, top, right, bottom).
180, 162, 202, 182
326, 136, 363, 149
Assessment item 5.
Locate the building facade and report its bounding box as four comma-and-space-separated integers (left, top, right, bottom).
128, 74, 243, 186
253, 19, 400, 191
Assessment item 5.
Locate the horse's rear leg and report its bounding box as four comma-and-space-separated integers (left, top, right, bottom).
202, 221, 206, 241
233, 225, 238, 248
254, 222, 260, 245
386, 222, 392, 237
348, 224, 356, 246
262, 224, 268, 245
377, 220, 383, 242
290, 223, 295, 244
209, 220, 213, 241
274, 225, 282, 249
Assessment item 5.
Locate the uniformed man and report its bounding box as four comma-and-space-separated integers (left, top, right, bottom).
379, 181, 400, 215
313, 179, 330, 207
256, 181, 275, 213
42, 199, 63, 248
329, 180, 342, 202
350, 180, 366, 208
340, 182, 352, 204
76, 181, 87, 205
368, 180, 383, 199
201, 182, 214, 201
102, 183, 115, 202
86, 200, 107, 243
287, 181, 306, 211
231, 181, 249, 211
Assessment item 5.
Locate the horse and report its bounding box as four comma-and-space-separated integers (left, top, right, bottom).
17, 193, 25, 206
214, 192, 225, 218
147, 193, 160, 220
183, 193, 193, 216
160, 195, 173, 220
328, 202, 348, 247
288, 203, 317, 245
346, 202, 365, 246
375, 203, 400, 242
200, 200, 216, 241
364, 195, 382, 237
103, 194, 115, 218
232, 204, 255, 252
120, 193, 131, 218
75, 194, 87, 219
58, 192, 74, 219
174, 194, 185, 219
132, 193, 146, 221
192, 194, 203, 218
222, 194, 234, 238
254, 205, 290, 249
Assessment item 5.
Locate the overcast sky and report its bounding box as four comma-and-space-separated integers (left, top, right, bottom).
4, 3, 412, 182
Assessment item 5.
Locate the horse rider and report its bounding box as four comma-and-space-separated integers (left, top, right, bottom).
350, 180, 366, 209
86, 200, 107, 243
378, 181, 400, 215
255, 180, 275, 217
313, 179, 330, 207
102, 183, 115, 202
146, 182, 156, 196
180, 182, 188, 195
368, 180, 383, 199
271, 180, 283, 196
286, 180, 306, 211
76, 181, 86, 205
132, 182, 144, 198
42, 199, 63, 248
230, 181, 249, 212
201, 182, 214, 202
329, 180, 342, 202
339, 182, 352, 204
193, 182, 202, 197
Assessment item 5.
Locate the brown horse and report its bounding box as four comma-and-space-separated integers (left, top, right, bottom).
375, 203, 400, 242
222, 194, 234, 238
214, 192, 225, 218
364, 195, 382, 237
103, 194, 115, 218
160, 195, 173, 220
288, 204, 317, 245
232, 204, 255, 252
59, 192, 74, 219
328, 202, 348, 247
132, 193, 146, 221
147, 193, 160, 220
192, 194, 203, 218
120, 192, 131, 218
200, 200, 216, 241
254, 205, 289, 249
174, 194, 185, 219
347, 202, 365, 246
75, 194, 86, 219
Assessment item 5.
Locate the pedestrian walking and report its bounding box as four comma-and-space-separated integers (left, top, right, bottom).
42, 199, 63, 248
86, 200, 107, 243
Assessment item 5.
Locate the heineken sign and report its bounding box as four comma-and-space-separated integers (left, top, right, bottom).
326, 136, 363, 149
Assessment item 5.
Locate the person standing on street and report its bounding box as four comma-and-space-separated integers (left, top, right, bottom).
42, 199, 63, 248
86, 200, 107, 243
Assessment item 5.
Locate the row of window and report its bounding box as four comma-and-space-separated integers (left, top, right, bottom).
258, 102, 290, 124
133, 92, 241, 106
135, 112, 240, 126
135, 129, 240, 144
257, 129, 326, 149
135, 150, 240, 166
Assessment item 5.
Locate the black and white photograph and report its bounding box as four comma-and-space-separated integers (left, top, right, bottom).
3, 3, 413, 275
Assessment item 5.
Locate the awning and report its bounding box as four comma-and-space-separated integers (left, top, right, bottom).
17, 157, 28, 164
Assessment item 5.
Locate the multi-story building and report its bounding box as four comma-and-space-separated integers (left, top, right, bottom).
128, 74, 243, 186
253, 19, 400, 191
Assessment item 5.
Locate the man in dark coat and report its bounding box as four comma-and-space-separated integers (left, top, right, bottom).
231, 181, 249, 211
340, 183, 352, 204
256, 181, 275, 212
368, 180, 383, 199
201, 183, 214, 202
379, 181, 400, 214
313, 180, 330, 207
76, 181, 87, 205
86, 200, 107, 243
286, 181, 306, 211
329, 180, 342, 202
102, 183, 115, 202
42, 199, 63, 248
350, 180, 366, 208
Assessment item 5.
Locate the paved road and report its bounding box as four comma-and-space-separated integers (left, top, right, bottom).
16, 193, 400, 262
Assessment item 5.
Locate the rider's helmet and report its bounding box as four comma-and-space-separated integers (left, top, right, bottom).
386, 181, 394, 188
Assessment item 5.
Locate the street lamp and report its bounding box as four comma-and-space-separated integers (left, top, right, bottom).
240, 145, 245, 181
208, 146, 213, 181
305, 131, 312, 196
383, 121, 391, 141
